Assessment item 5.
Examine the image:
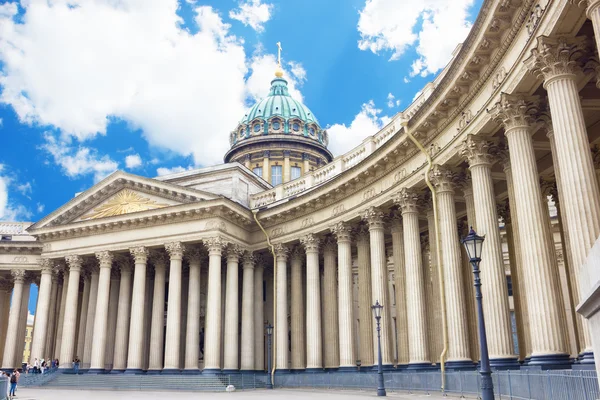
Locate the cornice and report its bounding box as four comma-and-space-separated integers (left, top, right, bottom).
0, 242, 43, 254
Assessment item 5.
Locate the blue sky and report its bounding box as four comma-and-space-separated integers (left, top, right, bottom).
0, 0, 482, 314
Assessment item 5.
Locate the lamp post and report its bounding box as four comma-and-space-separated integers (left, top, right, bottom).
461, 227, 494, 400
371, 300, 386, 397
265, 323, 273, 389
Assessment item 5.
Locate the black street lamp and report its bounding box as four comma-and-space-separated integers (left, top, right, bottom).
371, 300, 386, 397
265, 323, 273, 389
461, 227, 494, 400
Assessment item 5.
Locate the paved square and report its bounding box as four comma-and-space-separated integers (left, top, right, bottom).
12, 388, 468, 399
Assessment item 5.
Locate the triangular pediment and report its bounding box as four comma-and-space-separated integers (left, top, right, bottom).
29, 170, 218, 230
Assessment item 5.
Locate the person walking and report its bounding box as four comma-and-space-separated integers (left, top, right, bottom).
9, 369, 17, 399
72, 357, 80, 374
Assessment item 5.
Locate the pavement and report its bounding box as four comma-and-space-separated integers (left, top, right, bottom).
10, 388, 471, 399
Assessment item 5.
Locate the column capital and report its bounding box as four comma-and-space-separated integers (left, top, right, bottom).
496, 200, 511, 225
540, 177, 558, 202
226, 244, 243, 262
242, 251, 255, 268
457, 219, 468, 238
165, 242, 185, 260
115, 254, 133, 274
204, 236, 227, 256
0, 278, 12, 291
323, 236, 337, 253
355, 223, 370, 243
300, 234, 320, 253
290, 246, 304, 262
129, 246, 149, 264
273, 243, 290, 260
456, 171, 473, 197
460, 134, 499, 167
524, 35, 588, 83
393, 187, 420, 214
429, 164, 458, 193
39, 258, 53, 274
95, 251, 113, 268
150, 250, 168, 269
489, 93, 540, 131
11, 269, 26, 283
389, 210, 402, 233
570, 0, 600, 15
592, 145, 600, 170
361, 206, 385, 230
65, 254, 83, 271
185, 246, 203, 264
331, 221, 353, 243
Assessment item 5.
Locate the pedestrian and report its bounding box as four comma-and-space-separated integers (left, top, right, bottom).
72, 357, 80, 374
9, 369, 17, 398
33, 357, 39, 374
41, 358, 46, 374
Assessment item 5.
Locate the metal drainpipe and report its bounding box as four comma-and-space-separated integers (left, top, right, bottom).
400, 120, 449, 393
253, 209, 277, 388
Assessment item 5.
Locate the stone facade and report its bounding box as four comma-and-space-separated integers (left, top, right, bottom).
1, 0, 600, 382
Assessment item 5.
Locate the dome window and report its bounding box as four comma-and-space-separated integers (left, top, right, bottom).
292, 122, 300, 132
254, 124, 261, 133
272, 120, 281, 130
309, 127, 316, 136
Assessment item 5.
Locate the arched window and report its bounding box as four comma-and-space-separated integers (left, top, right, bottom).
272, 119, 281, 131
292, 121, 300, 132
253, 123, 261, 133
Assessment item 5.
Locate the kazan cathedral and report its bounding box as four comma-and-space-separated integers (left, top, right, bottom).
3, 0, 600, 386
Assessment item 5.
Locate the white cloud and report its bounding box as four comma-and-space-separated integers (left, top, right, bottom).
245, 54, 305, 103
327, 101, 391, 155
40, 133, 118, 183
386, 93, 400, 108
0, 165, 32, 221
36, 203, 45, 213
125, 154, 142, 169
16, 182, 32, 197
229, 0, 273, 33
0, 118, 3, 127
27, 311, 34, 326
357, 0, 474, 76
156, 165, 194, 176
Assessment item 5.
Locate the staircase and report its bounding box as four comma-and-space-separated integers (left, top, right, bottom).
21, 372, 269, 392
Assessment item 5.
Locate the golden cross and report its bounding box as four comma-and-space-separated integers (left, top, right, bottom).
276, 42, 282, 67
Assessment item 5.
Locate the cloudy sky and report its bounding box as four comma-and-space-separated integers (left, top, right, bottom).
0, 0, 482, 228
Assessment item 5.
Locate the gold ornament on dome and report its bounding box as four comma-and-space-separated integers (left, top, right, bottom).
81, 189, 170, 220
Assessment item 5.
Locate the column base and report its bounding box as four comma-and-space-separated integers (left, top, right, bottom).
406, 362, 434, 370
395, 364, 409, 370
445, 360, 477, 370
221, 369, 240, 374
521, 354, 572, 370
490, 357, 520, 370
357, 364, 373, 372
202, 368, 221, 375
290, 368, 305, 373
87, 368, 106, 374
161, 368, 181, 375
181, 369, 201, 374
124, 368, 144, 375
109, 369, 125, 374
337, 366, 358, 372
145, 369, 162, 375
578, 351, 595, 365
324, 367, 339, 372
274, 369, 291, 374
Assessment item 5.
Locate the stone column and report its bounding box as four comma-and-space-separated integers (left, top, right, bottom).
394, 189, 430, 368
44, 272, 59, 361
429, 165, 472, 367
301, 235, 321, 371
322, 237, 340, 370
183, 248, 202, 372
203, 237, 225, 372
574, 1, 600, 57
89, 251, 113, 372
2, 270, 26, 369
105, 267, 119, 370
527, 38, 599, 362
290, 247, 305, 370
0, 280, 12, 365
362, 207, 393, 368
274, 243, 290, 371
76, 270, 91, 365
489, 93, 569, 367
146, 252, 167, 372
460, 136, 518, 367
240, 252, 255, 371
162, 242, 184, 372
30, 260, 53, 364
332, 222, 357, 370
263, 151, 271, 183
254, 259, 265, 371
82, 266, 99, 367
389, 212, 409, 367
425, 205, 442, 364
283, 150, 291, 183
223, 245, 241, 372
356, 224, 374, 367
112, 258, 132, 372
144, 268, 154, 371
126, 246, 149, 373
54, 268, 68, 360
59, 255, 83, 369
17, 281, 30, 365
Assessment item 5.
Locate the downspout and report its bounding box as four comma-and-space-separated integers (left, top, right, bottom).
400, 120, 448, 393
253, 209, 277, 388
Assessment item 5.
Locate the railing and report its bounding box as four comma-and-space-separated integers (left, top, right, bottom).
0, 222, 31, 235
275, 370, 599, 400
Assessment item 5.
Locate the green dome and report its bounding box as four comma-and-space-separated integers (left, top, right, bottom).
229, 76, 328, 148
241, 77, 319, 126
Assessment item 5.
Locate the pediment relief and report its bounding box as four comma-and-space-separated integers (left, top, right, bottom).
30, 171, 218, 230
